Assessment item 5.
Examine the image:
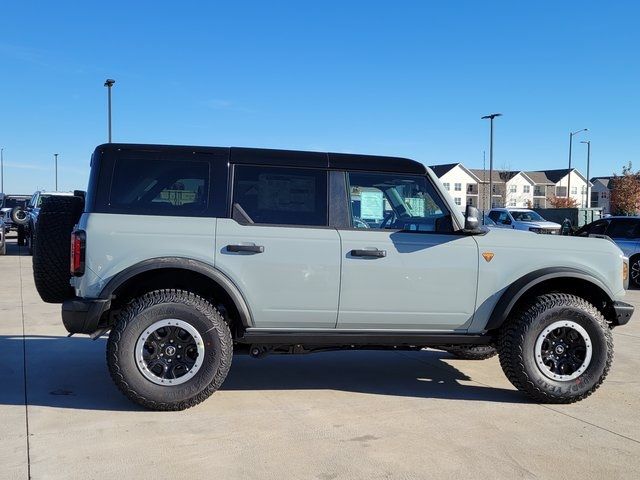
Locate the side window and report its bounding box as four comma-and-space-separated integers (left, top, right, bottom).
587, 220, 608, 236
488, 211, 500, 222
606, 219, 640, 239
347, 172, 453, 233
109, 158, 209, 215
232, 165, 327, 226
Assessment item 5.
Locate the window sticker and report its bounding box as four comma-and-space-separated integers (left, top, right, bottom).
405, 197, 425, 217
360, 190, 384, 220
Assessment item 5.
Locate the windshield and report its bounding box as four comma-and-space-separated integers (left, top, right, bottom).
510, 210, 545, 222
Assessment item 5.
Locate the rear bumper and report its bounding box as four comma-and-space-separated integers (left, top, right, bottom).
612, 300, 634, 327
62, 297, 110, 334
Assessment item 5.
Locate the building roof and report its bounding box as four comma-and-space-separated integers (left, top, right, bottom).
429, 163, 459, 177
591, 176, 613, 188
522, 171, 555, 185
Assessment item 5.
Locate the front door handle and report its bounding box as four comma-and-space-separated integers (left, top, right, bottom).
227, 244, 264, 254
350, 248, 386, 258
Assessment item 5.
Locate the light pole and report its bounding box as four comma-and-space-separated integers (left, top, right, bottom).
104, 79, 116, 142
581, 140, 591, 208
1, 148, 4, 193
54, 153, 59, 191
481, 113, 502, 210
567, 128, 588, 198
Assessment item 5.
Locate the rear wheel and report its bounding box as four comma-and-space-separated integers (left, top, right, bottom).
498, 293, 613, 403
107, 289, 233, 411
17, 226, 25, 246
442, 345, 497, 360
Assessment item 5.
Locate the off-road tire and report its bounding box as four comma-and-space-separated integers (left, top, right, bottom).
498, 293, 613, 404
17, 226, 25, 246
443, 345, 498, 360
11, 207, 29, 226
107, 289, 233, 411
630, 255, 640, 289
32, 195, 84, 303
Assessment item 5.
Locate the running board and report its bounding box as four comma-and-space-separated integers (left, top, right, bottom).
236, 330, 492, 347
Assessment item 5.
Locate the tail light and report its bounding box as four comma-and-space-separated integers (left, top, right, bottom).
70, 230, 86, 276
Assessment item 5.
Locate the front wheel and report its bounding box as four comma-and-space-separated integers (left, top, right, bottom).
107, 289, 233, 411
498, 293, 613, 404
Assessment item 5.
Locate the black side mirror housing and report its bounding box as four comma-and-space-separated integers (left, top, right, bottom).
463, 205, 482, 233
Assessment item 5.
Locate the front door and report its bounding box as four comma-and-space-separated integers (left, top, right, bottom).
215, 164, 341, 329
337, 171, 479, 331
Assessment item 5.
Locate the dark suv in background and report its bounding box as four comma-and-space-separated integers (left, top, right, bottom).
576, 216, 640, 287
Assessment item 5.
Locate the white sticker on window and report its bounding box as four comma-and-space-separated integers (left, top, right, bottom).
360, 190, 384, 220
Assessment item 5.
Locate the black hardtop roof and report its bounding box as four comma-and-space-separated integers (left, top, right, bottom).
94, 143, 426, 174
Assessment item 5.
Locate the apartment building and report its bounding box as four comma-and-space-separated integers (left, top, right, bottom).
430, 163, 590, 210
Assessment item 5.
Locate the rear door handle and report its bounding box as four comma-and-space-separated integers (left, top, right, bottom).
227, 244, 264, 254
350, 248, 386, 258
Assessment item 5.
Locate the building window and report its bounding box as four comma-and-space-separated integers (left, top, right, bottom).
467, 184, 474, 193
571, 186, 578, 195
454, 197, 461, 205
523, 185, 530, 193
533, 199, 541, 208
509, 185, 517, 193
601, 191, 608, 199
467, 197, 473, 206
454, 183, 462, 191
534, 186, 543, 196
509, 199, 516, 207
443, 182, 450, 191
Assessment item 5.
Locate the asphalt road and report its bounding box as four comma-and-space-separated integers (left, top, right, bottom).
1, 235, 639, 479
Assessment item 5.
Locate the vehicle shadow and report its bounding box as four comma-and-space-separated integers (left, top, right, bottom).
2, 237, 26, 256
0, 335, 524, 411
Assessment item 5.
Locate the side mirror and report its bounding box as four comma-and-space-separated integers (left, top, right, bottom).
464, 205, 481, 232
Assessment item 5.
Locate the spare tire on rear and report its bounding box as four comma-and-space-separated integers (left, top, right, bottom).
33, 196, 84, 303
11, 207, 29, 225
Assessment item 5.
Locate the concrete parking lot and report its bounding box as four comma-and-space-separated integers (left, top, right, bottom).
1, 235, 639, 480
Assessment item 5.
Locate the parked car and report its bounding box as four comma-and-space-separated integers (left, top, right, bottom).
24, 191, 75, 255
575, 216, 640, 287
0, 216, 6, 255
0, 193, 31, 244
488, 208, 561, 234
32, 143, 633, 410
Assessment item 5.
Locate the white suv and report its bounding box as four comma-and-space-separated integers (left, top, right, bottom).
488, 208, 561, 234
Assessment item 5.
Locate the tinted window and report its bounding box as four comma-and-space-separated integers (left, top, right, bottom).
578, 220, 608, 237
109, 158, 209, 215
606, 219, 640, 239
347, 172, 452, 232
232, 166, 327, 226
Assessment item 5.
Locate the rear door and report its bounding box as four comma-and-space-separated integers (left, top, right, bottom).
336, 171, 478, 331
215, 164, 341, 329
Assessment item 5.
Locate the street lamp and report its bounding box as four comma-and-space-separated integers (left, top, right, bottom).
481, 113, 502, 210
1, 148, 4, 193
567, 128, 588, 198
54, 153, 59, 191
104, 78, 116, 142
581, 140, 591, 208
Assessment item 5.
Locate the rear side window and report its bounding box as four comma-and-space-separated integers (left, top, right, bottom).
109, 158, 209, 215
232, 165, 327, 226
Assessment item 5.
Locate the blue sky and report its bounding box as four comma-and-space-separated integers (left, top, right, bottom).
1, 1, 638, 193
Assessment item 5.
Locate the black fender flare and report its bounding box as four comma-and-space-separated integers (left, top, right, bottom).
485, 267, 614, 331
98, 257, 254, 327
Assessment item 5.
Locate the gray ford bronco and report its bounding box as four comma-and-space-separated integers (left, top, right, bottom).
33, 143, 634, 410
